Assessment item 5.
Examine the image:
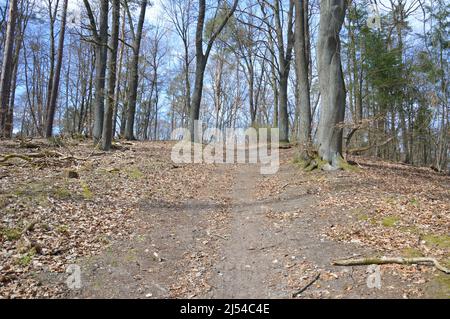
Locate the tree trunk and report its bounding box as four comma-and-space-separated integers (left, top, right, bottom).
92, 0, 109, 143
189, 0, 238, 142
101, 0, 120, 150
0, 0, 18, 137
294, 0, 311, 156
316, 0, 347, 167
46, 0, 69, 138
125, 0, 148, 140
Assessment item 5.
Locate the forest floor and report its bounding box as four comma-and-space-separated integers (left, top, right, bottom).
0, 139, 449, 299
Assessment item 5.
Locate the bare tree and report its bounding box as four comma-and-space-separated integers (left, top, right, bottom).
189, 0, 239, 142
0, 0, 18, 136
294, 0, 311, 157
316, 0, 347, 168
163, 0, 195, 126
45, 0, 69, 137
83, 0, 109, 143
101, 0, 120, 150
124, 0, 148, 140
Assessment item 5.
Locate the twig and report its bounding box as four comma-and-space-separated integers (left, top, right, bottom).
293, 273, 320, 297
333, 256, 450, 274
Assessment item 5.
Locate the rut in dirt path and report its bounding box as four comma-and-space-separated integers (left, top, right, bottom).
208, 165, 288, 298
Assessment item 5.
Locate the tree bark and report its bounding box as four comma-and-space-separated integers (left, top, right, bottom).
0, 0, 18, 137
101, 0, 120, 150
46, 0, 69, 137
294, 0, 311, 156
189, 0, 238, 142
316, 0, 347, 167
274, 0, 294, 143
125, 0, 148, 140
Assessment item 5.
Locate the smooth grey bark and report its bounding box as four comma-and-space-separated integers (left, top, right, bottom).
0, 0, 18, 137
112, 8, 126, 137
189, 0, 238, 142
274, 0, 294, 143
316, 0, 347, 166
44, 0, 59, 135
101, 0, 120, 150
46, 0, 69, 137
294, 0, 311, 153
124, 0, 147, 140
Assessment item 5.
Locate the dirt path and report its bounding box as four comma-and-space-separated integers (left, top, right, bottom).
66, 156, 437, 299
207, 165, 287, 298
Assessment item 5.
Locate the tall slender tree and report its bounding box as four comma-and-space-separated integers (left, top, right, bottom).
0, 0, 18, 137
189, 0, 239, 142
46, 0, 69, 137
124, 0, 148, 140
102, 0, 120, 150
83, 0, 109, 143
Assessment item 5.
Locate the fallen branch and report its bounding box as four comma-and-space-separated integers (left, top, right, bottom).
0, 154, 32, 163
293, 273, 320, 297
347, 137, 394, 155
333, 256, 450, 274
0, 150, 100, 164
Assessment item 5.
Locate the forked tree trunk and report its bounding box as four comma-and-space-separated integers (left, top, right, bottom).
189, 0, 238, 142
125, 0, 148, 140
316, 0, 347, 167
46, 0, 69, 138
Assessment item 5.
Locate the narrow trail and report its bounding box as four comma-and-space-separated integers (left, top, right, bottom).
208, 165, 286, 298
68, 156, 438, 299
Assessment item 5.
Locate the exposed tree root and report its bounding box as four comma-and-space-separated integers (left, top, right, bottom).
333, 256, 450, 274
0, 150, 100, 165
296, 154, 358, 172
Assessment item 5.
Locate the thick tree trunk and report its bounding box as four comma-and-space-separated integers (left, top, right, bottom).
316, 0, 347, 167
101, 0, 120, 150
92, 0, 109, 143
125, 0, 148, 140
0, 0, 18, 137
46, 0, 69, 138
294, 0, 312, 155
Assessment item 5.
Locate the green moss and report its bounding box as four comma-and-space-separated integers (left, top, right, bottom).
381, 216, 400, 227
18, 248, 36, 266
1, 226, 22, 241
423, 234, 450, 249
335, 156, 360, 172
431, 273, 450, 299
57, 224, 69, 235
80, 181, 93, 200
402, 247, 424, 258
127, 167, 143, 179
53, 186, 71, 199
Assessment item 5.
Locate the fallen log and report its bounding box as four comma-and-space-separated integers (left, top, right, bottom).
333, 256, 450, 274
